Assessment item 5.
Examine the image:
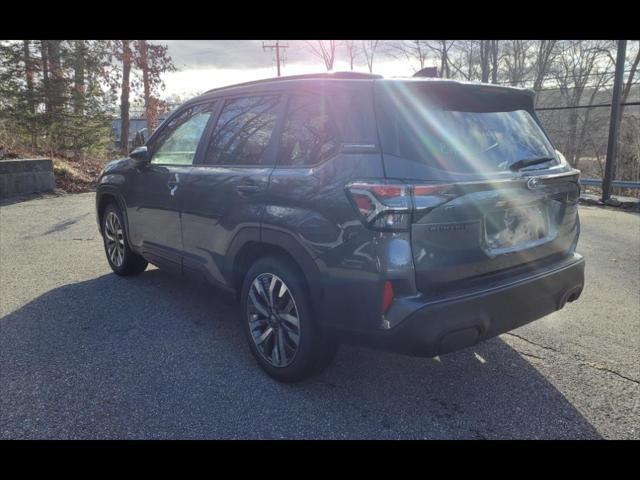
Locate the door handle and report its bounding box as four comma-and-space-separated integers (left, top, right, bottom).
167, 173, 180, 196
236, 184, 260, 195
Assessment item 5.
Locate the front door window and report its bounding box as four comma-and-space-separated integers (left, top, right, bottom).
151, 104, 214, 166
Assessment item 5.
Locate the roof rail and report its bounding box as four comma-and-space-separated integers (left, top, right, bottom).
203, 71, 382, 94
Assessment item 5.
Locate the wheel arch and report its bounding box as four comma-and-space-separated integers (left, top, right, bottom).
229, 228, 325, 317
96, 188, 131, 243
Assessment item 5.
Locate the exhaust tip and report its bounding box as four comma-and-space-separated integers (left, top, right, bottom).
567, 291, 581, 303
561, 288, 583, 308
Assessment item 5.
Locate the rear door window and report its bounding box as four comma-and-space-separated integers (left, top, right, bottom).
278, 95, 340, 167
203, 95, 281, 166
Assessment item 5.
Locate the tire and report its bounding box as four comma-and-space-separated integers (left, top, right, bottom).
240, 256, 338, 382
101, 203, 148, 276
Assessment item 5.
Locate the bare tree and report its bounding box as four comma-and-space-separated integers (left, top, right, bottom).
105, 40, 135, 155
134, 40, 175, 133
619, 40, 640, 119
448, 40, 479, 80
39, 40, 64, 153
22, 41, 35, 116
425, 40, 456, 78
40, 40, 50, 114
390, 40, 431, 72
306, 41, 338, 71
531, 40, 559, 91
47, 41, 64, 115
343, 40, 358, 71
120, 41, 132, 154
613, 40, 640, 186
72, 40, 86, 116
22, 40, 36, 149
360, 40, 380, 73
477, 40, 500, 83
502, 40, 532, 86
479, 40, 491, 83
490, 40, 500, 84
553, 40, 616, 167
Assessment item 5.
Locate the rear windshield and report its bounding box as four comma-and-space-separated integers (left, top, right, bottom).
375, 82, 557, 174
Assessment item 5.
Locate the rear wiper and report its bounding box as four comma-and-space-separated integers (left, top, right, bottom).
509, 156, 555, 172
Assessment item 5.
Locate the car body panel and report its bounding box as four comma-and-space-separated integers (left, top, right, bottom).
181, 166, 273, 285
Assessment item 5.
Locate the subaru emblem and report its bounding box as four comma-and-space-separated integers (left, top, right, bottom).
527, 177, 540, 190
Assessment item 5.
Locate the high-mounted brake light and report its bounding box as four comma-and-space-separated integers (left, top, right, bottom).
345, 181, 456, 231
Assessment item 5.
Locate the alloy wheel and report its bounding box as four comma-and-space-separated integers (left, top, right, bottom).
104, 211, 125, 267
247, 273, 301, 367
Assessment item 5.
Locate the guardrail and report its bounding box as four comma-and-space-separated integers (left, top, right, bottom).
580, 179, 640, 189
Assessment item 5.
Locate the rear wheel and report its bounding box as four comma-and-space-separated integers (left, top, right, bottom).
102, 203, 148, 276
240, 256, 338, 382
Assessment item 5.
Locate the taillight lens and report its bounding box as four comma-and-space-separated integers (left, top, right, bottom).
346, 182, 412, 231
346, 181, 455, 231
412, 183, 455, 210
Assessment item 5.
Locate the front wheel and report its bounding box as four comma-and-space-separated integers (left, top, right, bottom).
102, 203, 148, 276
240, 256, 338, 382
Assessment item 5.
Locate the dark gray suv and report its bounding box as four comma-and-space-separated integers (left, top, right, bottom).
96, 72, 585, 382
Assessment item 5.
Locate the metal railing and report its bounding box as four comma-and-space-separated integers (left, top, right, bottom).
580, 179, 640, 189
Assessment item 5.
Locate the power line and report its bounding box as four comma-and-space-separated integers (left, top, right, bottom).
536, 101, 640, 111
495, 69, 637, 88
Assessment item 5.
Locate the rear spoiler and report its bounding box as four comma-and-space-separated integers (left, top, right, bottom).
375, 78, 536, 112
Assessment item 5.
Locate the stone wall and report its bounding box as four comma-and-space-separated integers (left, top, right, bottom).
0, 159, 55, 198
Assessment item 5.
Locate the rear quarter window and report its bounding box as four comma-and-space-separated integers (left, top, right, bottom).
328, 82, 378, 147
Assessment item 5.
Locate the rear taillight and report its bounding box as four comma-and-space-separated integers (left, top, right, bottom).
346, 182, 412, 231
346, 180, 455, 231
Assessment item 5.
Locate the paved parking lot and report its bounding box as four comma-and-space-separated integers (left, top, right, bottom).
1, 192, 638, 439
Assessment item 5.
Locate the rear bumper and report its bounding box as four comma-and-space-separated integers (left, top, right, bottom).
338, 253, 585, 357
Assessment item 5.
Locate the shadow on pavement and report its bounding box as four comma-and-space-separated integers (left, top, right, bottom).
0, 190, 68, 207
42, 213, 92, 235
0, 268, 601, 439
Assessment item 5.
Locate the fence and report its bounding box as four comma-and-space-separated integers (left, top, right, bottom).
534, 87, 640, 199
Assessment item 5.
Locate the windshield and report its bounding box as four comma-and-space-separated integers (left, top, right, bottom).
376, 83, 557, 174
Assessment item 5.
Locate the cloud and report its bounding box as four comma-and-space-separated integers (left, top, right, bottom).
152, 41, 418, 99
155, 40, 324, 70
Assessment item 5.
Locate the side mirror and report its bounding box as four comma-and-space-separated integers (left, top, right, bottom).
129, 146, 150, 166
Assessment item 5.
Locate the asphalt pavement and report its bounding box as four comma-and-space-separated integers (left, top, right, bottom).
1, 192, 638, 439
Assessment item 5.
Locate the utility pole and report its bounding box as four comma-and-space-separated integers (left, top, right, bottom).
601, 40, 627, 203
263, 40, 288, 77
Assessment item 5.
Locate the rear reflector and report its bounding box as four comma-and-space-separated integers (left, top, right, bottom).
382, 280, 394, 313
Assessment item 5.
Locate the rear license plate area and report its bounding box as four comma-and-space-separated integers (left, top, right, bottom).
485, 203, 548, 250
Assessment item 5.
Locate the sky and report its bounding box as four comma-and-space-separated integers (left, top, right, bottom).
157, 40, 419, 101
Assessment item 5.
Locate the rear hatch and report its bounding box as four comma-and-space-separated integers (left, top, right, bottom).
374, 79, 580, 294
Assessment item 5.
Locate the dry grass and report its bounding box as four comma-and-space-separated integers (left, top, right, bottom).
1, 144, 107, 194
52, 157, 105, 193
